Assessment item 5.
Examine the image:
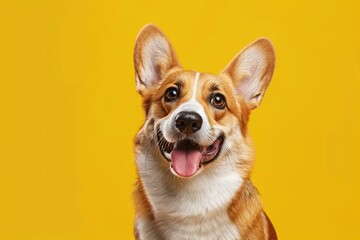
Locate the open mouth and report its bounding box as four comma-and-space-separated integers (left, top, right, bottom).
157, 131, 224, 178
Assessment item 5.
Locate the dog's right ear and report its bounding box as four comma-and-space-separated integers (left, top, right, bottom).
134, 24, 181, 95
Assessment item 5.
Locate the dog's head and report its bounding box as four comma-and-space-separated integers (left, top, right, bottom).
134, 24, 275, 179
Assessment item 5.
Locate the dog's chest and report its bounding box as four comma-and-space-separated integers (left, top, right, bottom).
137, 153, 242, 239
155, 209, 239, 240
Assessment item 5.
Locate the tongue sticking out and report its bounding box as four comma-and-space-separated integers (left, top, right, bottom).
170, 142, 202, 177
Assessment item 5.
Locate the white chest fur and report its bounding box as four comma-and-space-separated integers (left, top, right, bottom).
156, 207, 240, 240
136, 151, 243, 240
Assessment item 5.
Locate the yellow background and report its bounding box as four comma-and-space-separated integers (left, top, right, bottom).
0, 0, 359, 239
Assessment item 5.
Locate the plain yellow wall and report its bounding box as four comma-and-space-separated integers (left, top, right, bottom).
0, 0, 359, 239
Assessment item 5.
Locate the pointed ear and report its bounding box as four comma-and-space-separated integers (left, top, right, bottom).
221, 38, 275, 110
134, 24, 181, 95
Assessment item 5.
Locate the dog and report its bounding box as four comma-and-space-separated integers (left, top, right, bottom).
132, 24, 277, 240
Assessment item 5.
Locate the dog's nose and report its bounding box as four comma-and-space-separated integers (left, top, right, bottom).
175, 111, 203, 134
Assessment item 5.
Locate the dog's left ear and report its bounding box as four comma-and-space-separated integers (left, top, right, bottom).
221, 38, 275, 110
134, 24, 181, 95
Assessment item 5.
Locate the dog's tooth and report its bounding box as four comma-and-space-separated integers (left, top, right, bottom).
200, 146, 206, 153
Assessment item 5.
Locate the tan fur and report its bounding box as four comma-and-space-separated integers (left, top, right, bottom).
133, 24, 277, 239
133, 178, 154, 221
228, 180, 277, 239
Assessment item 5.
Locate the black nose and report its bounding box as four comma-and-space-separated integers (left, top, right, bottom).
175, 111, 203, 134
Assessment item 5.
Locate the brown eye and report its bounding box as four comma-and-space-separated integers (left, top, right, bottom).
210, 93, 226, 109
164, 87, 179, 102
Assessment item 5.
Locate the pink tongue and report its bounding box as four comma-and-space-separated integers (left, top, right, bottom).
171, 149, 202, 177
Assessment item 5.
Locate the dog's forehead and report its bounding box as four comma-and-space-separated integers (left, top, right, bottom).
176, 71, 217, 84
164, 71, 219, 96
195, 73, 219, 88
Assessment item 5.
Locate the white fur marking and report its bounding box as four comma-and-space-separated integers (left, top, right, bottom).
192, 72, 200, 99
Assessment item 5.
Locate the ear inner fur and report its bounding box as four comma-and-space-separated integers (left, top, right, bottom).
134, 24, 181, 95
221, 38, 275, 110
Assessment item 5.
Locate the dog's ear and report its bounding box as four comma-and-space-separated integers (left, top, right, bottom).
134, 24, 181, 95
221, 38, 275, 110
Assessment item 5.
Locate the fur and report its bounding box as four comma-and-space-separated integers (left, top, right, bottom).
132, 24, 277, 240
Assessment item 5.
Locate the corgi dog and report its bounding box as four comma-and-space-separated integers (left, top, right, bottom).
133, 24, 277, 240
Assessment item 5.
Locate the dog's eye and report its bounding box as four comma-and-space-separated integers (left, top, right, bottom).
164, 87, 179, 102
210, 94, 226, 109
